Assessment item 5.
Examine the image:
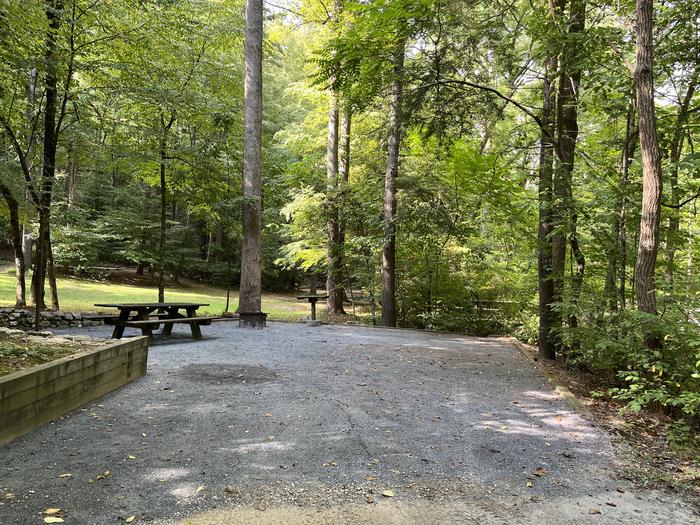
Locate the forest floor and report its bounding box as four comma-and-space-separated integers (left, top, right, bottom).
1, 323, 698, 524
0, 267, 309, 321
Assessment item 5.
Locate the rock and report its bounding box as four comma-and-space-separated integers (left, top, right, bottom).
27, 330, 53, 337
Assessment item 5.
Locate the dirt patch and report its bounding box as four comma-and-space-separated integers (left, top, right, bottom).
0, 330, 105, 377
179, 363, 278, 385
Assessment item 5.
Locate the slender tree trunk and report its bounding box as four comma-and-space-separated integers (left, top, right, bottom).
618, 95, 637, 310
47, 232, 59, 310
664, 68, 698, 286
634, 0, 662, 328
158, 127, 167, 303
65, 140, 77, 207
326, 80, 345, 314
23, 67, 38, 271
238, 0, 264, 316
0, 184, 26, 306
538, 56, 556, 360
381, 40, 405, 328
338, 110, 351, 303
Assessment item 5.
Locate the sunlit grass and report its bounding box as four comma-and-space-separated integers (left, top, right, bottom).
0, 270, 309, 321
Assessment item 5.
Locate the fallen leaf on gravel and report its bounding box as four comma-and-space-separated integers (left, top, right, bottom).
43, 518, 64, 524
128, 455, 136, 460
58, 474, 72, 479
526, 481, 533, 488
44, 508, 62, 515
533, 467, 547, 477
588, 508, 601, 515
382, 490, 395, 497
126, 516, 136, 523
605, 502, 617, 507
615, 487, 625, 493
196, 485, 205, 493
366, 476, 376, 481
366, 495, 374, 503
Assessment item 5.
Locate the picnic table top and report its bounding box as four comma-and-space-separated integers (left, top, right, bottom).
94, 302, 210, 309
296, 294, 328, 300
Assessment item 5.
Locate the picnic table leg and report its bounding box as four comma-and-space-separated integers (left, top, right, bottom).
137, 309, 154, 340
161, 307, 178, 337
186, 307, 202, 340
112, 309, 130, 339
310, 299, 317, 321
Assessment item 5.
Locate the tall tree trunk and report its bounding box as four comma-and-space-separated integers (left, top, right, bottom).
158, 128, 167, 303
34, 0, 64, 329
0, 184, 26, 306
538, 56, 556, 360
338, 110, 351, 302
552, 0, 585, 349
23, 67, 38, 271
381, 41, 405, 328
664, 67, 698, 286
618, 95, 637, 310
238, 0, 264, 316
634, 0, 662, 327
326, 80, 345, 314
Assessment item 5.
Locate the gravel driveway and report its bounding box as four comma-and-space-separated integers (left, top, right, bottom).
1, 322, 697, 524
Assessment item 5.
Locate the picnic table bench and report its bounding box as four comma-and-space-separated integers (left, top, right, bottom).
94, 302, 216, 340
296, 294, 327, 321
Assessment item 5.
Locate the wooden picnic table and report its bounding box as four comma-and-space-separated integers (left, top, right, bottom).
94, 302, 215, 340
296, 294, 328, 321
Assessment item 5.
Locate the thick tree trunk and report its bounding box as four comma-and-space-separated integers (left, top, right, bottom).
664, 68, 698, 286
634, 0, 662, 326
238, 0, 264, 316
381, 41, 405, 328
326, 82, 345, 314
538, 56, 556, 360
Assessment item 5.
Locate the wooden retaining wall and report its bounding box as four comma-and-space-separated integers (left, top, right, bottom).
0, 336, 149, 445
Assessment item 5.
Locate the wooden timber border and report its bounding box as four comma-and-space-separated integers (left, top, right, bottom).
0, 336, 149, 445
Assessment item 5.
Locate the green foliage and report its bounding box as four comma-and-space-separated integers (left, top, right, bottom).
570, 309, 700, 425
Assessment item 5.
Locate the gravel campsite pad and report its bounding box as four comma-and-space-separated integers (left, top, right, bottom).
1, 322, 698, 524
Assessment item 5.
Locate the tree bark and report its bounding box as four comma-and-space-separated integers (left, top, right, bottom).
381, 41, 405, 328
34, 0, 64, 329
0, 184, 26, 306
158, 124, 168, 303
664, 67, 698, 286
618, 95, 637, 310
338, 110, 351, 302
538, 56, 556, 360
634, 0, 663, 326
326, 79, 345, 314
238, 0, 264, 315
552, 0, 585, 349
47, 232, 59, 310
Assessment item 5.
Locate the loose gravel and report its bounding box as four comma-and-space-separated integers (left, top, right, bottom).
0, 322, 697, 524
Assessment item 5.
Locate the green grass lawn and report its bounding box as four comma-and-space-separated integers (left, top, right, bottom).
0, 270, 309, 321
